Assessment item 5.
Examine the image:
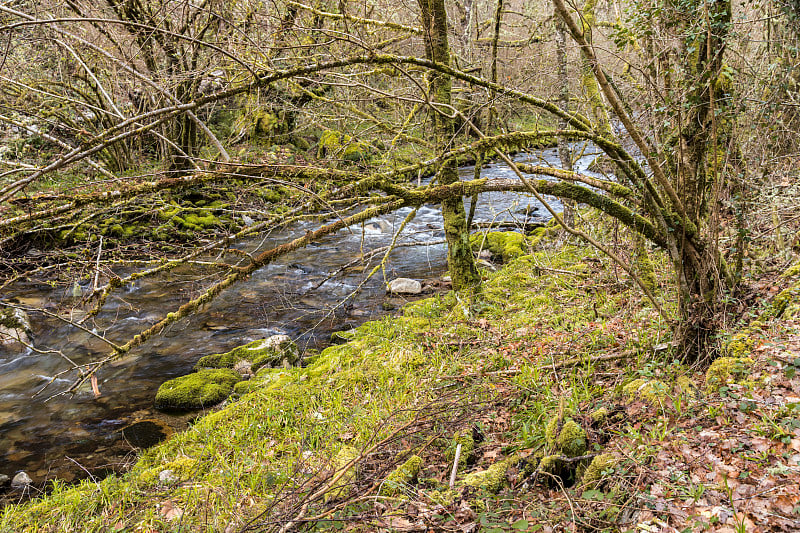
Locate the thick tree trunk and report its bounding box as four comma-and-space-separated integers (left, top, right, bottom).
418, 0, 481, 290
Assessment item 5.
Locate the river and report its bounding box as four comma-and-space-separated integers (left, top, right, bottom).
0, 146, 601, 496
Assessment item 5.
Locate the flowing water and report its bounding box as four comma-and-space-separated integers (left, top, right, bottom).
0, 147, 600, 495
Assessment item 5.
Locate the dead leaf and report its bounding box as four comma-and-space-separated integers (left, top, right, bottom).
158, 500, 183, 521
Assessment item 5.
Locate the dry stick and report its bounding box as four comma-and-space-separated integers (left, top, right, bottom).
448, 443, 462, 489
92, 236, 103, 293
64, 199, 406, 394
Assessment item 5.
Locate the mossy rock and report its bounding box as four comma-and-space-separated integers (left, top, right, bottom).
470, 231, 526, 262
154, 369, 241, 410
581, 453, 617, 487
136, 456, 199, 486
463, 457, 515, 494
195, 335, 300, 373
444, 431, 475, 470
317, 129, 368, 162
545, 417, 587, 457
675, 375, 698, 398
622, 378, 669, 404
425, 489, 457, 506
380, 455, 423, 496
590, 407, 610, 425
705, 356, 753, 391
528, 225, 561, 248
323, 445, 360, 502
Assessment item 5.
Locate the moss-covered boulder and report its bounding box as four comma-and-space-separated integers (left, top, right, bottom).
195, 335, 301, 374
545, 417, 587, 458
380, 455, 423, 496
155, 369, 241, 410
0, 307, 32, 348
705, 356, 753, 391
470, 231, 526, 262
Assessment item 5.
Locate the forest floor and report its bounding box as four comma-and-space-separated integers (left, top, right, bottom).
1, 214, 799, 532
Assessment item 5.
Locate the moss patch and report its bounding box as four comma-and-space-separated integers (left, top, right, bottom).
154, 369, 241, 410
622, 378, 669, 404
705, 356, 753, 391
546, 417, 587, 457
380, 455, 423, 496
463, 457, 514, 493
471, 231, 527, 262
581, 453, 617, 487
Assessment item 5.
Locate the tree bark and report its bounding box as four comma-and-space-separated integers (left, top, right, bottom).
418, 0, 480, 290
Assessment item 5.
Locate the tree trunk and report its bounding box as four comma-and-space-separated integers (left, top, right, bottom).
418, 0, 481, 290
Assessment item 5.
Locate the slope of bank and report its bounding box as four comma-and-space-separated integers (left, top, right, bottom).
2, 224, 799, 532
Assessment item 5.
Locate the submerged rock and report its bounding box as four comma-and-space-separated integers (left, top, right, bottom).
11, 471, 32, 490
155, 369, 241, 410
387, 278, 422, 295
0, 307, 32, 348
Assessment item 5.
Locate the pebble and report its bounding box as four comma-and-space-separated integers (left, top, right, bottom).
11, 471, 32, 489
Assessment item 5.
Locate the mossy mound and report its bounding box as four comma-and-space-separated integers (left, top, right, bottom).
622, 378, 669, 404
581, 453, 617, 487
545, 417, 587, 458
470, 231, 527, 262
463, 457, 515, 494
195, 335, 300, 373
705, 356, 753, 391
136, 457, 199, 486
380, 455, 423, 496
154, 369, 242, 410
317, 129, 369, 162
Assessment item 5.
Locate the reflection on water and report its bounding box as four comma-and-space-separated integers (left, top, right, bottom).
0, 146, 602, 492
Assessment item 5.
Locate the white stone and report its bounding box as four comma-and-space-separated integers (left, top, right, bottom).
159, 469, 177, 484
11, 471, 32, 489
387, 278, 422, 295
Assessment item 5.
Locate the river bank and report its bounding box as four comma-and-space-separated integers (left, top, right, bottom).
3, 214, 800, 531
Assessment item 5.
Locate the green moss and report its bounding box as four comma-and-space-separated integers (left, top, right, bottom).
581, 453, 617, 486
528, 226, 561, 248
324, 446, 360, 502
136, 456, 199, 486
154, 369, 241, 409
463, 457, 514, 493
622, 378, 668, 404
538, 454, 562, 475
425, 489, 457, 506
444, 431, 475, 470
725, 331, 754, 357
675, 376, 698, 398
471, 231, 527, 262
195, 336, 300, 373
380, 455, 423, 496
545, 416, 586, 457
590, 407, 609, 424
555, 420, 587, 458
705, 356, 753, 391
317, 129, 368, 162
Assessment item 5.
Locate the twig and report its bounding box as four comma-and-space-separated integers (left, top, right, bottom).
449, 443, 462, 489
